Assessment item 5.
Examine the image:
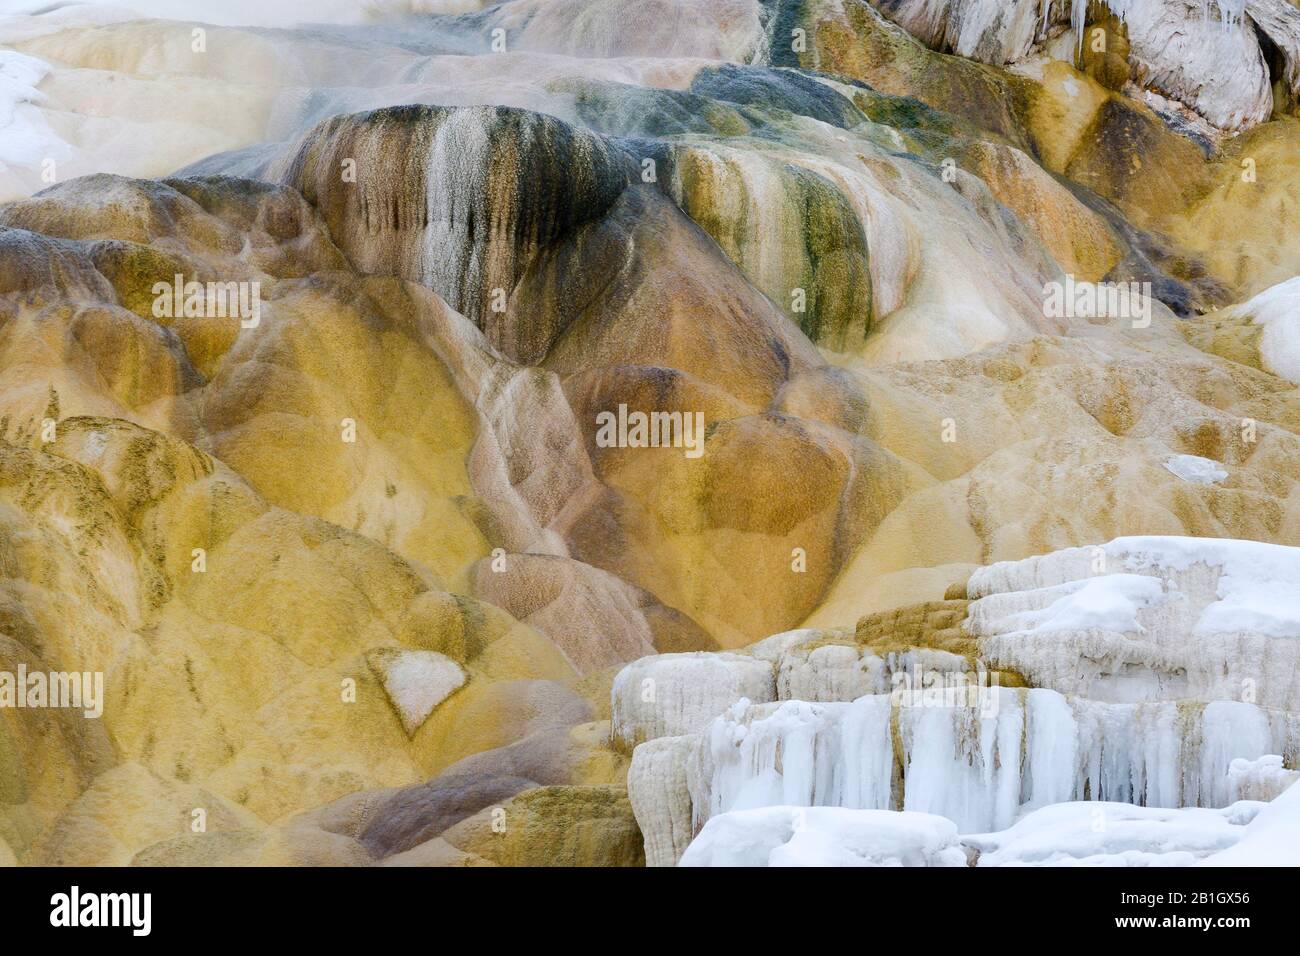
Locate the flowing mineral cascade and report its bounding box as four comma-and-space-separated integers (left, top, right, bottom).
1, 0, 1300, 880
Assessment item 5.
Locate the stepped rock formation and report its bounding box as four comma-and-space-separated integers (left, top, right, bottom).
619, 539, 1300, 864
0, 0, 1299, 868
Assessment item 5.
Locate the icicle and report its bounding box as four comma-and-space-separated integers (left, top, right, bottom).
1072, 0, 1087, 59
687, 689, 1300, 835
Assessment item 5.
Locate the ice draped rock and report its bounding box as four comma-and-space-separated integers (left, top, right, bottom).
964, 536, 1300, 710
619, 537, 1300, 864
611, 652, 777, 752
689, 692, 1298, 833
630, 684, 1300, 863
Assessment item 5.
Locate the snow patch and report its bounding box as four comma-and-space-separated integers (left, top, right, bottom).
0, 50, 69, 169
1203, 778, 1300, 865
965, 798, 1259, 866
1163, 454, 1228, 484
679, 805, 968, 867
1226, 275, 1300, 384
365, 648, 465, 737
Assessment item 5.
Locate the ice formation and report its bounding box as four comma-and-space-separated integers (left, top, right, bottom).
620, 536, 1300, 865
1226, 754, 1300, 802
966, 536, 1300, 710
686, 691, 1298, 835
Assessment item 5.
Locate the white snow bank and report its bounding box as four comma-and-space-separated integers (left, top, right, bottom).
970, 573, 1173, 637
1224, 275, 1300, 384
1203, 779, 1300, 865
965, 798, 1262, 867
678, 805, 968, 867
970, 536, 1300, 638
0, 50, 70, 169
677, 779, 1300, 867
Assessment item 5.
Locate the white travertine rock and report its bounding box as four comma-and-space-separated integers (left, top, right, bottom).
1162, 453, 1229, 484
1247, 0, 1300, 94
609, 652, 775, 751
869, 0, 1292, 133
1115, 0, 1271, 132
965, 536, 1300, 710
874, 0, 1047, 64
775, 643, 889, 702
626, 735, 697, 867
745, 627, 851, 663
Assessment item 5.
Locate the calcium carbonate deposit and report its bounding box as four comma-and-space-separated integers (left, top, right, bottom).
2, 0, 1300, 872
